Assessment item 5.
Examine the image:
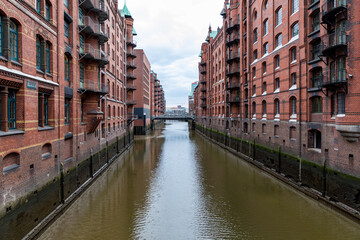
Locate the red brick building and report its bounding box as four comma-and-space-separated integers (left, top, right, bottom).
151, 70, 165, 117
0, 0, 137, 216
195, 0, 360, 178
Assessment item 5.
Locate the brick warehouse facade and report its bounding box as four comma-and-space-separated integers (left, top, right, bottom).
195, 0, 360, 208
0, 0, 150, 232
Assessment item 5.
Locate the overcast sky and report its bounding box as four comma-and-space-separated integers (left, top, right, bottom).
122, 0, 224, 108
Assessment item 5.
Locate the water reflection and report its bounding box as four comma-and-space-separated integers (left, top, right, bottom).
39, 122, 360, 240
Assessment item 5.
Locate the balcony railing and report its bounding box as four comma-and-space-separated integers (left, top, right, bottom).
227, 82, 240, 89
226, 51, 240, 62
79, 0, 109, 22
126, 84, 137, 91
227, 66, 240, 76
322, 0, 347, 25
79, 79, 109, 94
126, 61, 137, 69
79, 44, 109, 67
126, 99, 137, 105
126, 38, 137, 47
226, 33, 240, 46
226, 18, 240, 32
126, 73, 136, 80
227, 95, 240, 103
322, 31, 347, 57
127, 50, 136, 58
79, 16, 108, 43
323, 69, 347, 87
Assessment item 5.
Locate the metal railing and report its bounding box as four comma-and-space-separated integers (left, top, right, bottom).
227, 18, 240, 29
227, 82, 240, 89
227, 66, 240, 75
323, 69, 347, 86
126, 38, 137, 46
227, 95, 240, 102
227, 51, 240, 60
322, 0, 347, 16
126, 99, 137, 105
79, 16, 108, 37
126, 84, 137, 90
227, 33, 240, 43
322, 31, 347, 54
79, 79, 109, 93
80, 43, 109, 61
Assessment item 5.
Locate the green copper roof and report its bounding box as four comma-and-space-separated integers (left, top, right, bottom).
122, 2, 132, 18
133, 27, 137, 36
198, 50, 202, 57
210, 31, 218, 39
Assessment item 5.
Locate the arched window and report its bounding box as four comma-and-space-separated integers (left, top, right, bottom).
113, 106, 115, 117
36, 0, 41, 13
263, 19, 269, 36
64, 55, 70, 81
274, 99, 280, 116
252, 101, 256, 117
3, 152, 20, 173
274, 55, 280, 68
9, 20, 18, 61
264, 0, 268, 10
276, 7, 282, 26
275, 34, 282, 48
79, 8, 84, 25
291, 0, 299, 14
79, 63, 84, 89
108, 105, 111, 118
291, 22, 299, 38
253, 28, 258, 43
262, 100, 267, 116
290, 97, 297, 117
337, 92, 345, 114
45, 1, 51, 22
36, 36, 42, 70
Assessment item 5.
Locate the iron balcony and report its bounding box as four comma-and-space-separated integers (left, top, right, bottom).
78, 16, 109, 44
79, 44, 109, 67
322, 69, 347, 88
226, 51, 240, 63
79, 0, 109, 22
321, 0, 347, 26
322, 31, 347, 57
79, 79, 109, 95
226, 18, 240, 33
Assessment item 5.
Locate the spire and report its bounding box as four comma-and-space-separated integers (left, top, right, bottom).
122, 0, 132, 18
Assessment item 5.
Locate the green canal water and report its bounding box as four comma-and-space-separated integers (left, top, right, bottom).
39, 121, 360, 239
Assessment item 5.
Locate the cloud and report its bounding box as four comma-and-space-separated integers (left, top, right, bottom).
122, 0, 224, 107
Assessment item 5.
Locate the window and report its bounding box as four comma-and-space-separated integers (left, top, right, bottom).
275, 34, 282, 48
290, 97, 297, 115
252, 101, 256, 116
80, 63, 84, 89
46, 42, 51, 73
262, 62, 267, 74
291, 47, 297, 62
291, 22, 299, 38
276, 7, 282, 26
263, 19, 268, 36
330, 94, 336, 116
311, 40, 321, 60
81, 100, 84, 123
64, 21, 69, 38
262, 81, 267, 93
79, 8, 84, 25
36, 0, 41, 14
64, 55, 70, 81
275, 99, 280, 115
291, 73, 297, 86
275, 78, 280, 90
291, 0, 299, 14
65, 98, 70, 124
253, 50, 258, 60
337, 92, 345, 114
64, 0, 69, 9
79, 35, 84, 53
252, 67, 256, 78
264, 0, 268, 10
254, 28, 258, 43
275, 55, 280, 68
312, 12, 320, 32
254, 11, 257, 21
45, 1, 51, 21
9, 20, 18, 61
312, 68, 322, 88
311, 97, 322, 113
0, 15, 3, 56
262, 101, 267, 116
8, 90, 16, 129
36, 36, 42, 70
308, 130, 321, 149
263, 42, 269, 54
39, 94, 49, 127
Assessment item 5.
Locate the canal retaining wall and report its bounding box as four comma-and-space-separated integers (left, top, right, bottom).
0, 132, 134, 240
195, 124, 360, 222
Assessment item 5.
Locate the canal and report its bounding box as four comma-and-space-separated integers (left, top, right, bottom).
39, 121, 360, 239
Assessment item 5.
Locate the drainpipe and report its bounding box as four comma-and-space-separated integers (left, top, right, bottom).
57, 0, 62, 178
